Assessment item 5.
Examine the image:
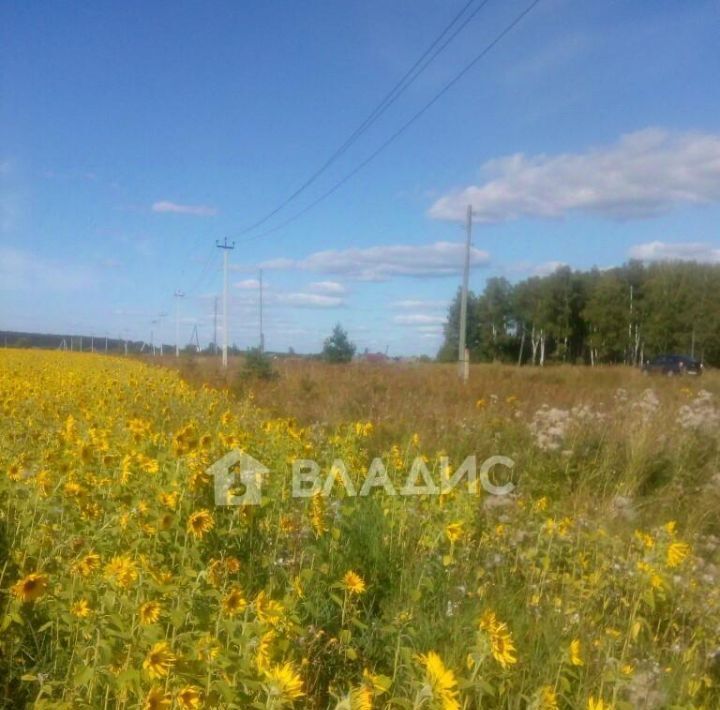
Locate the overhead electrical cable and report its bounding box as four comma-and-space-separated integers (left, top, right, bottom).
238, 0, 542, 244
234, 0, 490, 236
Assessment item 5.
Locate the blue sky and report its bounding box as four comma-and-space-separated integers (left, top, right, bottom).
1, 0, 719, 355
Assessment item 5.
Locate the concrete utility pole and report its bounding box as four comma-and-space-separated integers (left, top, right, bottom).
216, 238, 235, 368
174, 290, 185, 357
259, 269, 265, 352
458, 204, 472, 383
213, 295, 219, 354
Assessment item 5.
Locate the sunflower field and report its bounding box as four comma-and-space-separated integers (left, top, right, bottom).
1, 350, 720, 709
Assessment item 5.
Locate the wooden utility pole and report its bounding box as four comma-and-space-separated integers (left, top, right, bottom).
458, 205, 472, 382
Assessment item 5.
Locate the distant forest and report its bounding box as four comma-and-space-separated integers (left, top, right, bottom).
438, 261, 720, 367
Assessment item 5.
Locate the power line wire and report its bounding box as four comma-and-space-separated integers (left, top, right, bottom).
238, 0, 542, 244
234, 0, 489, 237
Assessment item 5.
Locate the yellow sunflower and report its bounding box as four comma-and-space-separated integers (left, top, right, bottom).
142, 641, 176, 679
342, 570, 367, 595
187, 509, 214, 539
418, 651, 460, 710
11, 573, 48, 603
139, 600, 162, 625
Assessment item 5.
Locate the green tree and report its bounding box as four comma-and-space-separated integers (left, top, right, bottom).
322, 324, 356, 363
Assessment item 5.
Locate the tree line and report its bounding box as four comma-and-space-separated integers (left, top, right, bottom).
438, 261, 720, 367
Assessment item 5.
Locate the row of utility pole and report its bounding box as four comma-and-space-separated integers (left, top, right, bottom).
137, 207, 470, 371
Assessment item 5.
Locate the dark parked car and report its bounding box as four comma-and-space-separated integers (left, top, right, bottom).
643, 354, 703, 376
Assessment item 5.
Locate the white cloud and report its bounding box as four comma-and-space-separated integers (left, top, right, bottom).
393, 314, 446, 325
261, 241, 489, 281
392, 299, 448, 309
429, 129, 720, 223
533, 260, 567, 276
277, 293, 345, 308
235, 278, 261, 290
309, 280, 347, 294
152, 200, 218, 217
508, 260, 568, 276
628, 240, 720, 263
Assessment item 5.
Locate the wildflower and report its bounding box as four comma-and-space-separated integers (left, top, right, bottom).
71, 598, 91, 618
569, 639, 584, 666
255, 591, 284, 626
480, 611, 517, 669
11, 573, 48, 603
587, 697, 610, 710
256, 630, 275, 672
195, 633, 221, 663
418, 651, 460, 710
187, 509, 214, 539
342, 570, 367, 595
666, 541, 691, 568
445, 522, 464, 544
142, 641, 176, 679
104, 555, 138, 588
475, 398, 487, 409
177, 686, 202, 709
143, 686, 171, 710
264, 662, 304, 705
309, 494, 327, 536
222, 586, 248, 616
159, 490, 178, 509
489, 623, 517, 669
536, 685, 558, 710
336, 685, 373, 709
139, 601, 162, 625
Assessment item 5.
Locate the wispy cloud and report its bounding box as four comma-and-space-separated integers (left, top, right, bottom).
392, 299, 448, 310
628, 240, 720, 263
429, 129, 720, 223
152, 201, 218, 217
393, 314, 446, 325
309, 280, 347, 294
235, 278, 261, 290
262, 241, 489, 281
277, 293, 345, 309
507, 260, 568, 276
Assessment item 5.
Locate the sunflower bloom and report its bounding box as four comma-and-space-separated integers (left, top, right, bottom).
222, 586, 248, 616
142, 641, 176, 679
71, 598, 91, 618
187, 509, 214, 539
104, 555, 138, 588
177, 685, 202, 709
264, 661, 305, 705
139, 600, 162, 625
144, 686, 171, 710
255, 591, 284, 626
256, 630, 276, 672
342, 570, 367, 595
480, 611, 517, 669
537, 685, 558, 709
418, 651, 460, 710
666, 541, 691, 568
336, 685, 373, 710
11, 573, 48, 603
569, 639, 584, 666
587, 697, 610, 710
445, 522, 464, 544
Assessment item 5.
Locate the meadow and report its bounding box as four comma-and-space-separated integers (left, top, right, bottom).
1, 350, 719, 709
